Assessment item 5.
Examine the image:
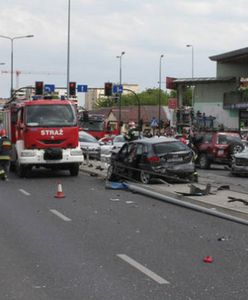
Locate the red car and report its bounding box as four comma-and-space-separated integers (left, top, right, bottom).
192, 131, 244, 169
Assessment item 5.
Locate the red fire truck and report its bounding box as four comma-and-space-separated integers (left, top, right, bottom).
79, 112, 120, 140
2, 93, 84, 177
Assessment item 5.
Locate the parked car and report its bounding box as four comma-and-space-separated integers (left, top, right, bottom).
107, 136, 197, 184
79, 131, 101, 160
231, 147, 248, 176
100, 134, 128, 163
192, 131, 244, 169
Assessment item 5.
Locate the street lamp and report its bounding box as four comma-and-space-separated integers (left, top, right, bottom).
186, 44, 194, 107
116, 51, 125, 125
0, 34, 34, 98
158, 54, 164, 134
67, 0, 71, 99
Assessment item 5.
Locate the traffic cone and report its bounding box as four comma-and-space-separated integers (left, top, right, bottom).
203, 256, 213, 263
55, 182, 65, 198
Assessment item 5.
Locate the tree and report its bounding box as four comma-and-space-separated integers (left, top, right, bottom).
94, 95, 118, 108
95, 88, 175, 108
121, 88, 169, 106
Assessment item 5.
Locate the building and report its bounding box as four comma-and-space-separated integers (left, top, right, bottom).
84, 83, 139, 110
172, 47, 248, 130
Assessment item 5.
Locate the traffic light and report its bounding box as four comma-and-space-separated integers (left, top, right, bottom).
35, 81, 44, 95
69, 82, 76, 96
104, 82, 112, 96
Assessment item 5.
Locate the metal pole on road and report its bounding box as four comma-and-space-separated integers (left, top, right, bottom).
127, 184, 248, 226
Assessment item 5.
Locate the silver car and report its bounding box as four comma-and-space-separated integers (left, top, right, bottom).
231, 147, 248, 176
79, 131, 101, 160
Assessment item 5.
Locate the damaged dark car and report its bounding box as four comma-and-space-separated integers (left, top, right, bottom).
107, 136, 197, 184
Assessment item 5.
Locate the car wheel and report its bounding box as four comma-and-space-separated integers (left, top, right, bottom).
139, 170, 151, 184
106, 165, 118, 181
229, 142, 244, 155
198, 154, 210, 169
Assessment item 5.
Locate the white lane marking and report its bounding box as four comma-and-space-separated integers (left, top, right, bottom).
19, 189, 31, 196
117, 254, 170, 285
49, 209, 71, 222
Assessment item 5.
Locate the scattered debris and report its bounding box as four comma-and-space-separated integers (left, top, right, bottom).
203, 256, 214, 263
228, 196, 248, 206
176, 183, 212, 196
90, 173, 98, 177
218, 236, 230, 241
126, 201, 135, 204
105, 181, 128, 190
216, 185, 230, 191
176, 184, 230, 197
95, 165, 105, 171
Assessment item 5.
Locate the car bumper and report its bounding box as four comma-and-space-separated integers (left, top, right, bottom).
231, 165, 248, 175
153, 163, 195, 177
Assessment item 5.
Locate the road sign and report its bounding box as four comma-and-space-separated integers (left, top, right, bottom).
44, 84, 55, 93
150, 118, 158, 128
77, 85, 88, 93
113, 84, 123, 94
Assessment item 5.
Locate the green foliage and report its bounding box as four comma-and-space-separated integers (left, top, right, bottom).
124, 88, 169, 106
95, 88, 178, 108
94, 95, 118, 108
182, 86, 192, 106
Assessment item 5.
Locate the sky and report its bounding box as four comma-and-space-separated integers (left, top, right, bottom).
0, 0, 248, 105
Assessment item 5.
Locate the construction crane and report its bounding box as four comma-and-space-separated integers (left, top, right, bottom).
1, 70, 65, 89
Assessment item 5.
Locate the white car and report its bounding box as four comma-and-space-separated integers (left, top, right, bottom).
100, 135, 127, 163
79, 131, 101, 160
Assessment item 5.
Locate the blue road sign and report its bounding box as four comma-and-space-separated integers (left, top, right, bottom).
113, 84, 123, 94
44, 84, 55, 93
77, 85, 88, 92
150, 118, 158, 128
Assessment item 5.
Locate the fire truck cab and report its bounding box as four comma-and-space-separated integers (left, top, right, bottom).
79, 112, 120, 140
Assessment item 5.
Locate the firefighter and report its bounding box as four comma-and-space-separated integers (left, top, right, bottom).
0, 129, 12, 181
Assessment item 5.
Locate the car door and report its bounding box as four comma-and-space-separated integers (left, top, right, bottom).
114, 143, 130, 176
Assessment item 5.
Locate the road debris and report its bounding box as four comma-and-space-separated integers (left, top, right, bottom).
176, 184, 230, 196
228, 196, 248, 206
105, 181, 128, 190
176, 183, 212, 196
203, 256, 214, 263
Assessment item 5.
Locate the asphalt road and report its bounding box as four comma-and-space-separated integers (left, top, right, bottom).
0, 170, 247, 299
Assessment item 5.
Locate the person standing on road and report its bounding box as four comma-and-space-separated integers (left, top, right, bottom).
0, 129, 12, 181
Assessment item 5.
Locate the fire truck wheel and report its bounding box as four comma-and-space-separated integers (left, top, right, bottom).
69, 164, 79, 176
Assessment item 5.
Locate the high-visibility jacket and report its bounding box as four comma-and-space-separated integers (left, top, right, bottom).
0, 136, 12, 160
